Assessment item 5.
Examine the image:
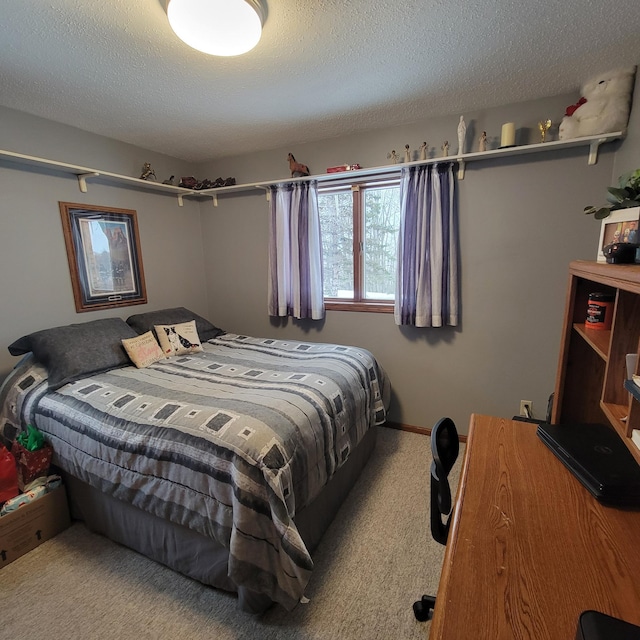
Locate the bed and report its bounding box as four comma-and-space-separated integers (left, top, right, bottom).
0, 309, 389, 613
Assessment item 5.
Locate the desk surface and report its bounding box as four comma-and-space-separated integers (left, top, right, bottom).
429, 414, 640, 640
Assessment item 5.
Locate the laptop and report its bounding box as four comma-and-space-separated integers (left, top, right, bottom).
537, 422, 640, 507
576, 610, 640, 640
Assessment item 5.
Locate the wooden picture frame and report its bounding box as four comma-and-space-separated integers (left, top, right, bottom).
59, 202, 147, 312
596, 207, 640, 263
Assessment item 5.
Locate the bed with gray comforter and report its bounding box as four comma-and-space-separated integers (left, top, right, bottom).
0, 320, 389, 613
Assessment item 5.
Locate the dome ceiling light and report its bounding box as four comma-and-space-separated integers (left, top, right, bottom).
166, 0, 266, 57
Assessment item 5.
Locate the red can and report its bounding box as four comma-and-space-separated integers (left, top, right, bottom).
585, 292, 614, 331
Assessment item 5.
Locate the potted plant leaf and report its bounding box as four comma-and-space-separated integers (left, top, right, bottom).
584, 169, 640, 219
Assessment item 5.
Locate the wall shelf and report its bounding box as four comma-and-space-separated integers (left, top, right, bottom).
0, 131, 623, 207
0, 149, 202, 206
208, 131, 623, 195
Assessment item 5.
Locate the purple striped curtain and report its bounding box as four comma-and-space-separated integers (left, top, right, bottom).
268, 181, 324, 319
394, 163, 459, 327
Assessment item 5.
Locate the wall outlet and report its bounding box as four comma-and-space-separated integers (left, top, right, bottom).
520, 400, 533, 417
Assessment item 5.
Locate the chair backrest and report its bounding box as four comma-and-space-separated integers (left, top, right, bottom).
430, 417, 459, 546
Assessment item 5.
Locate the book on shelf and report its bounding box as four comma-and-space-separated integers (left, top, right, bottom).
633, 429, 640, 451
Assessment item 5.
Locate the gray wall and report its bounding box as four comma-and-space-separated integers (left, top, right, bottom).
198, 93, 626, 432
613, 80, 640, 178
0, 91, 634, 433
0, 106, 208, 375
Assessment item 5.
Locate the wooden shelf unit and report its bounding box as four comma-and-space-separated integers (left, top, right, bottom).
553, 261, 640, 461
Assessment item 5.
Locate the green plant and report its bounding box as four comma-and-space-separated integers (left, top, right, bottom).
584, 169, 640, 219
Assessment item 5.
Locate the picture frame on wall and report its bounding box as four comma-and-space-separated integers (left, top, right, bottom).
596, 207, 640, 263
59, 202, 147, 312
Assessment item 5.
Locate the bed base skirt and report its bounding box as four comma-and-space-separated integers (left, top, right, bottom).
62, 425, 378, 614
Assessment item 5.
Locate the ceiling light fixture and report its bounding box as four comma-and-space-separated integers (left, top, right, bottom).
166, 0, 266, 57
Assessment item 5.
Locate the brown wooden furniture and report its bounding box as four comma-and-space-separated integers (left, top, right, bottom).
429, 414, 640, 640
552, 260, 640, 461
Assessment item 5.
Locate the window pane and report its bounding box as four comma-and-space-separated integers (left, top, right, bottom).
363, 186, 400, 300
318, 190, 354, 298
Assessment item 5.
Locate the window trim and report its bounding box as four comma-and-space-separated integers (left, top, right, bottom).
319, 177, 399, 313
324, 299, 395, 313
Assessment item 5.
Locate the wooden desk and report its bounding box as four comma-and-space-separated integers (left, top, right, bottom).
429, 414, 640, 639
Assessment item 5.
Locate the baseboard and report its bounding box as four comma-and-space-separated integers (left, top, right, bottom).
384, 421, 468, 442
384, 421, 430, 436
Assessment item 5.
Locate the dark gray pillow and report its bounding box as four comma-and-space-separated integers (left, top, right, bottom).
8, 317, 138, 390
126, 307, 223, 342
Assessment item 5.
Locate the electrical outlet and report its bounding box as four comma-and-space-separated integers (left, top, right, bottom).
520, 400, 533, 417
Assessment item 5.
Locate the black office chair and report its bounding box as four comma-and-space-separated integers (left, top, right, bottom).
413, 417, 460, 622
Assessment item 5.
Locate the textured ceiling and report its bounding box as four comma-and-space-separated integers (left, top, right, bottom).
0, 0, 639, 163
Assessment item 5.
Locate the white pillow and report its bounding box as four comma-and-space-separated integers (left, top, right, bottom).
155, 320, 203, 356
121, 331, 165, 368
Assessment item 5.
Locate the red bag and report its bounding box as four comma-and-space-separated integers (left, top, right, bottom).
0, 445, 19, 504
11, 441, 53, 490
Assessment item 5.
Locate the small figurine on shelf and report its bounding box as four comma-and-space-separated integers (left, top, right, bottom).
140, 162, 156, 181
441, 141, 450, 157
179, 176, 197, 188
478, 131, 487, 152
404, 144, 412, 163
288, 153, 310, 177
387, 150, 400, 164
457, 116, 466, 154
162, 175, 175, 185
538, 119, 552, 143
419, 142, 428, 161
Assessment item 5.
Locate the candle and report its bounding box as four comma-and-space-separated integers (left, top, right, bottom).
501, 122, 516, 147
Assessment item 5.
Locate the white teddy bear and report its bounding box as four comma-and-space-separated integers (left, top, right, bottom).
559, 67, 636, 140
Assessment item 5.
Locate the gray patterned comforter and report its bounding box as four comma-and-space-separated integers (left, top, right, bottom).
0, 333, 389, 609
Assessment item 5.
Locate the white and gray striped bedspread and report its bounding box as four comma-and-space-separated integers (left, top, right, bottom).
0, 333, 389, 609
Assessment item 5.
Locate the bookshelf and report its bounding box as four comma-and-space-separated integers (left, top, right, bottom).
553, 261, 640, 461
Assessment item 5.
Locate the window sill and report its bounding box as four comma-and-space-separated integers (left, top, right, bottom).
325, 301, 394, 313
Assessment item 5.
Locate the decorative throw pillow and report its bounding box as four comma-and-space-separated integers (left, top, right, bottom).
155, 320, 203, 356
121, 331, 165, 368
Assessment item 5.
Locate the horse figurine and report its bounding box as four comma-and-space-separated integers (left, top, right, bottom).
287, 153, 310, 178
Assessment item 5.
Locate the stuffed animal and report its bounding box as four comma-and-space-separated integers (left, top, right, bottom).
559, 67, 636, 140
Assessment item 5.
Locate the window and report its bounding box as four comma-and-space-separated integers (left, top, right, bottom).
318, 179, 401, 312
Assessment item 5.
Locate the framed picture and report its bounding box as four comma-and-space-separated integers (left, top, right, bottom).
59, 202, 147, 312
596, 207, 640, 262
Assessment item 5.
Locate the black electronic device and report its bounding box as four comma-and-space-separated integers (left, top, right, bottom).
603, 242, 640, 264
576, 610, 640, 639
537, 422, 640, 506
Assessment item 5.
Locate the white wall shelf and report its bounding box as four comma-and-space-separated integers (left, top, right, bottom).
243, 131, 622, 188
0, 149, 202, 206
0, 132, 623, 207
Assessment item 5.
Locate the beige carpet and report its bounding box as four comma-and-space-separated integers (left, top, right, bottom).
1, 426, 463, 640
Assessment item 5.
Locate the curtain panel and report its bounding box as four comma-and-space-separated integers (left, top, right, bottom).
395, 163, 459, 327
268, 181, 324, 320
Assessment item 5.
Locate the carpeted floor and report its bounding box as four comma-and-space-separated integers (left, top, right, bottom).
1, 426, 463, 640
